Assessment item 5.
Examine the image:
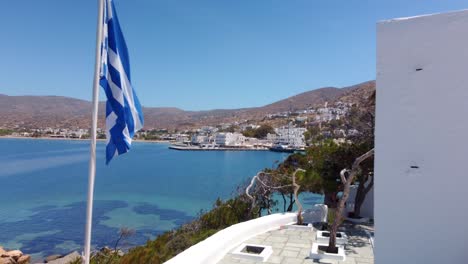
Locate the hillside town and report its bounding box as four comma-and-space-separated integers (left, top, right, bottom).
0, 100, 367, 152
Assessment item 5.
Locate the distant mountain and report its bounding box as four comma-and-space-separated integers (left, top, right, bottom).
0, 80, 375, 130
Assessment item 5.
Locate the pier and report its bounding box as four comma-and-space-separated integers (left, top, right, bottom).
168, 145, 270, 151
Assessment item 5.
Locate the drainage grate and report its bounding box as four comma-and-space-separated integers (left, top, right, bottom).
232, 243, 273, 262
241, 245, 264, 254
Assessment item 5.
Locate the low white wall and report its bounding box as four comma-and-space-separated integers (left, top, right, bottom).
164, 212, 297, 264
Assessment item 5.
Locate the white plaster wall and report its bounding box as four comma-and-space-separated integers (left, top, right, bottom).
376, 10, 468, 264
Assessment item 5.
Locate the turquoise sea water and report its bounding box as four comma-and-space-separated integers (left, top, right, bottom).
0, 138, 323, 260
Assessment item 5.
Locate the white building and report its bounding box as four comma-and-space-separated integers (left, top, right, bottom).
199, 126, 218, 134
214, 132, 245, 147
240, 124, 260, 131
274, 126, 307, 147
191, 135, 211, 145
315, 111, 335, 122
347, 129, 359, 136
316, 107, 330, 114
266, 133, 277, 142
175, 134, 190, 143
333, 129, 346, 137
295, 116, 308, 122
219, 123, 232, 130
376, 10, 468, 264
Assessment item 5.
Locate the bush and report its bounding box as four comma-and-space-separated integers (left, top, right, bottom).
242, 125, 275, 139
0, 129, 13, 136
119, 195, 253, 264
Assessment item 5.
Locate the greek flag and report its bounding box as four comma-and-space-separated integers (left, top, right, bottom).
100, 0, 144, 164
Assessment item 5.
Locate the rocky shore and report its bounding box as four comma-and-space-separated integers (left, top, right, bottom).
40, 252, 81, 264
0, 247, 30, 264
0, 246, 82, 264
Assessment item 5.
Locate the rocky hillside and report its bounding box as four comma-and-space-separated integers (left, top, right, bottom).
0, 80, 375, 130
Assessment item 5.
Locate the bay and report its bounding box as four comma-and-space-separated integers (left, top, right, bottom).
0, 139, 285, 259
0, 138, 322, 260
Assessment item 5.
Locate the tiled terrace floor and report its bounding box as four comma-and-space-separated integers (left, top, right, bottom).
217, 223, 374, 264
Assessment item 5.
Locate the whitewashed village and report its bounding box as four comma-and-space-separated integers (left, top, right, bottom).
4, 101, 358, 153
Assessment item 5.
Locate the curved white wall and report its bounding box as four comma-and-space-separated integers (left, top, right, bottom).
164, 213, 297, 264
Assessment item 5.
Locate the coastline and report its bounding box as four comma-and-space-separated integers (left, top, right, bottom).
0, 139, 288, 261
168, 145, 270, 151
0, 136, 172, 144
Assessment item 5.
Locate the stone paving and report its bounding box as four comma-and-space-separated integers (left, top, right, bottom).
217, 223, 374, 264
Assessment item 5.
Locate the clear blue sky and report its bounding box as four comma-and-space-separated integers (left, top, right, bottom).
0, 1, 466, 110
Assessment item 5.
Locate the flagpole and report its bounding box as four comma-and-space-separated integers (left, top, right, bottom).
84, 0, 104, 263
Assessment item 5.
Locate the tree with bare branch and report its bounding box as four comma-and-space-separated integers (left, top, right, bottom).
246, 172, 279, 216
245, 168, 307, 224
326, 148, 374, 253
292, 168, 306, 224
344, 90, 375, 218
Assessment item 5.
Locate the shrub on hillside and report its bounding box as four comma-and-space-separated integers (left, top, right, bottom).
119, 195, 254, 264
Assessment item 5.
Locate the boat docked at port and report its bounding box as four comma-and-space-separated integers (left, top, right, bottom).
268, 143, 304, 153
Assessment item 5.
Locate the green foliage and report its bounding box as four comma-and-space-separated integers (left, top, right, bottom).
90, 252, 121, 264
142, 129, 176, 140
305, 140, 355, 193
242, 129, 255, 138
120, 196, 253, 264
200, 197, 252, 229
219, 125, 239, 133
328, 119, 343, 130
77, 228, 136, 264
346, 91, 375, 146
326, 208, 343, 226
0, 129, 13, 136
276, 153, 309, 174
67, 257, 82, 264
304, 126, 320, 143
273, 140, 373, 208
143, 134, 161, 140
242, 125, 275, 139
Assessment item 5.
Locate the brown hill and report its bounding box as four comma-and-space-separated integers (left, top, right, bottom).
0, 80, 375, 130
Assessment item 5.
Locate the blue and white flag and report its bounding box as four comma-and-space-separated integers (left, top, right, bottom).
100, 0, 144, 164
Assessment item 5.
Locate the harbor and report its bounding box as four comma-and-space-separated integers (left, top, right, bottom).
168, 144, 305, 153
168, 144, 270, 151
168, 124, 308, 153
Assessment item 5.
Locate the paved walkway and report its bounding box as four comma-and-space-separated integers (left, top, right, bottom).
217, 223, 374, 264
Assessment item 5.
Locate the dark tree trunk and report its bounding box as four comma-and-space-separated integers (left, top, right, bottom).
287, 193, 295, 212
327, 178, 349, 253
267, 198, 272, 215
324, 192, 339, 209
327, 149, 374, 253
353, 180, 366, 217
353, 175, 374, 218
249, 197, 257, 218
281, 193, 287, 212
292, 169, 305, 225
